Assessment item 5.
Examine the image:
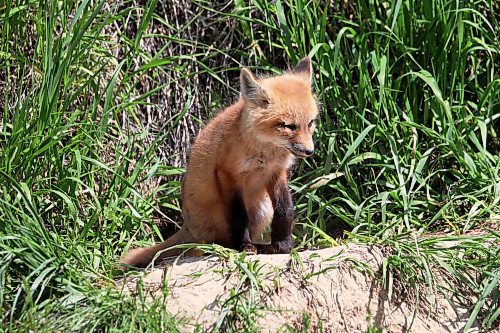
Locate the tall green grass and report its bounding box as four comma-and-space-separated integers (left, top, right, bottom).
0, 0, 185, 330
0, 0, 498, 331
240, 0, 500, 329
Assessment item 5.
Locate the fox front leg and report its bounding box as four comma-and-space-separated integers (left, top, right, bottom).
259, 175, 294, 254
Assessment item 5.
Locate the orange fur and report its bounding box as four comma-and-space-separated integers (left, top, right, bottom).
121, 57, 318, 267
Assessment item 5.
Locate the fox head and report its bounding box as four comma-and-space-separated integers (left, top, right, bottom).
240, 57, 318, 158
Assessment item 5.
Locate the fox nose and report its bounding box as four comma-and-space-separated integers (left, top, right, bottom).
291, 143, 314, 157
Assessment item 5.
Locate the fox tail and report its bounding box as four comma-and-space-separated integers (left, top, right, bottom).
120, 227, 195, 268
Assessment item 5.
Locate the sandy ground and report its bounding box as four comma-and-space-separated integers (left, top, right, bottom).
122, 244, 476, 332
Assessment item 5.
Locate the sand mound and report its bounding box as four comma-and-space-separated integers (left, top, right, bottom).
122, 244, 474, 332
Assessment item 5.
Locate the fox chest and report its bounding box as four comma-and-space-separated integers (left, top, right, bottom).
238, 156, 269, 174
237, 154, 292, 178
233, 155, 291, 194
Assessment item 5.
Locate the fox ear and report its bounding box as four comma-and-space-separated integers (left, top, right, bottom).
292, 56, 312, 84
240, 68, 270, 108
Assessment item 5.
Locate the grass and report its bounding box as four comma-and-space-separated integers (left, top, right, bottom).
1, 0, 499, 331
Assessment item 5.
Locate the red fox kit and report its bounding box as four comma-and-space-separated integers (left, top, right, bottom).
122, 57, 318, 267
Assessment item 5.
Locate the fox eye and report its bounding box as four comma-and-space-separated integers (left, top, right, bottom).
278, 122, 297, 131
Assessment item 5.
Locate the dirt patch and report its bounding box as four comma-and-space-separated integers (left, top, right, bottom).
122, 244, 474, 332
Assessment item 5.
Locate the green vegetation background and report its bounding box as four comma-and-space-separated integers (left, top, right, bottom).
0, 0, 498, 331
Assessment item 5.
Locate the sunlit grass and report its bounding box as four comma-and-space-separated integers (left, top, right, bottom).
0, 0, 498, 331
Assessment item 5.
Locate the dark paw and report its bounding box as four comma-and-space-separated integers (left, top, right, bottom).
256, 241, 292, 254
256, 244, 277, 254
241, 242, 258, 254
276, 241, 293, 254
